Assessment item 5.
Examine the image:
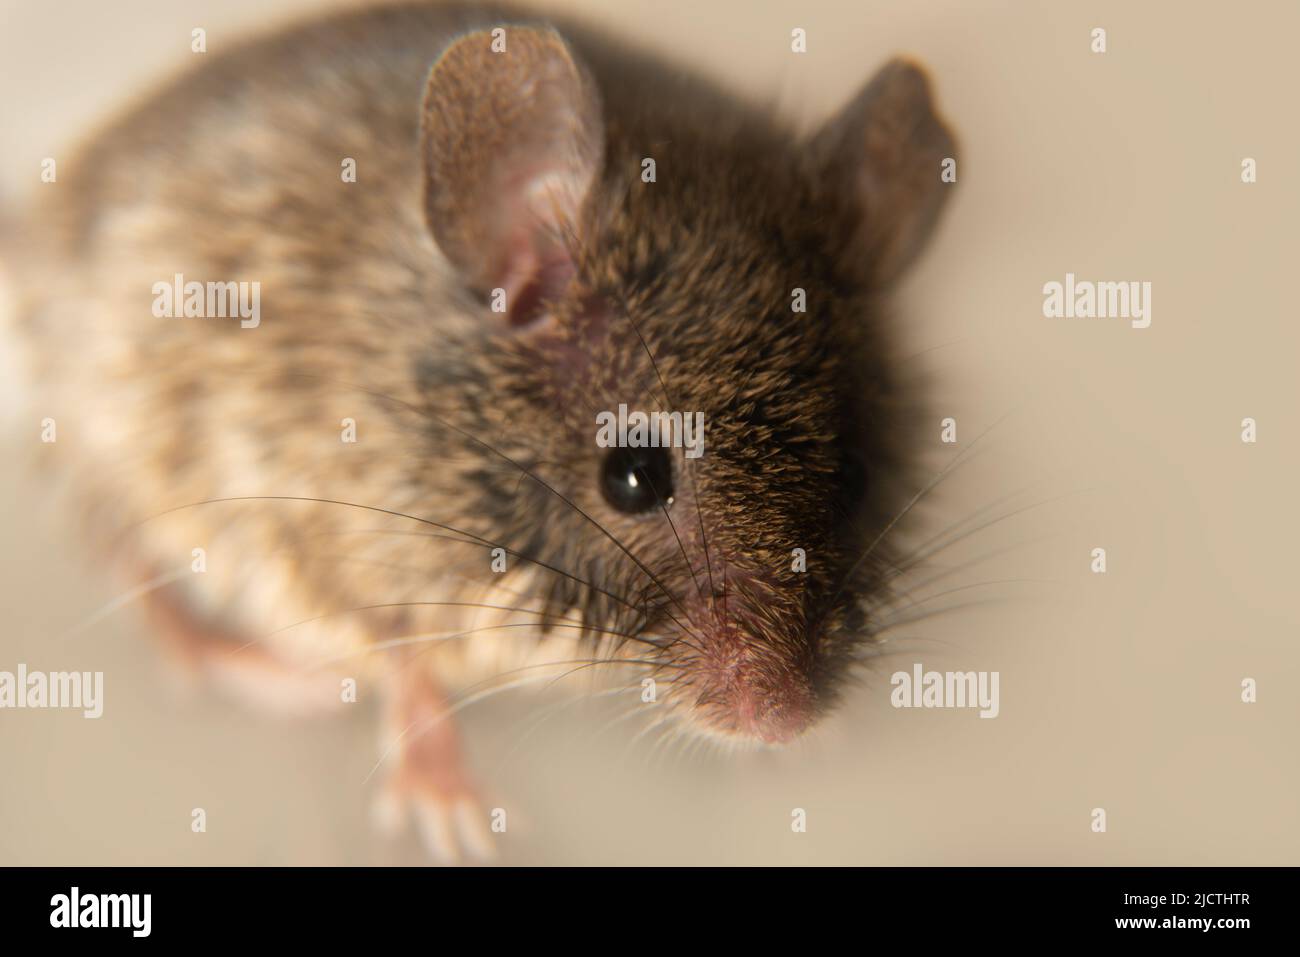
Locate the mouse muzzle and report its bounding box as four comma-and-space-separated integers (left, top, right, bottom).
665, 586, 821, 746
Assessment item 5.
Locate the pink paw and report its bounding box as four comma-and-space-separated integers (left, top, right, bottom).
370, 666, 498, 864
371, 780, 495, 865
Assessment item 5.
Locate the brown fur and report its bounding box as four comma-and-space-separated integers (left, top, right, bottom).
10, 1, 957, 744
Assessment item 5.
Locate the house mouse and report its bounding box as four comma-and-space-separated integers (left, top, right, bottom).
3, 1, 958, 862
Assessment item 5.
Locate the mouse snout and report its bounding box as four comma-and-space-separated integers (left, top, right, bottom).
729, 675, 815, 745
677, 599, 819, 745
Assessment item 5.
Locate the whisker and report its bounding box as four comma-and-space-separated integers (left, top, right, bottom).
363, 655, 665, 785
265, 550, 552, 608
876, 536, 1054, 612
59, 565, 192, 641
539, 656, 678, 694
609, 286, 715, 605
261, 600, 585, 642
261, 527, 668, 637
871, 596, 1021, 636
490, 683, 641, 777
225, 595, 626, 659
892, 480, 1054, 568
307, 621, 669, 672
875, 577, 1057, 625
853, 632, 966, 661
164, 368, 708, 646
361, 672, 560, 785
885, 486, 1087, 585
826, 407, 1022, 613
136, 494, 693, 645
890, 535, 1045, 590
405, 392, 702, 632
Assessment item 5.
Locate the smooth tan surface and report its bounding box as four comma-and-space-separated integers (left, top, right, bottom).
1, 0, 1296, 865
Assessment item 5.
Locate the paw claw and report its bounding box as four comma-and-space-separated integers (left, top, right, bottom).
371, 767, 500, 863
370, 786, 407, 838
453, 798, 497, 862
372, 669, 502, 863
414, 799, 461, 866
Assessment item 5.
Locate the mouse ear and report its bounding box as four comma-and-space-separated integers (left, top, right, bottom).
420, 25, 603, 326
811, 58, 957, 288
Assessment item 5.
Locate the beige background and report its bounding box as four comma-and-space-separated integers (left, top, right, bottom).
1, 0, 1296, 865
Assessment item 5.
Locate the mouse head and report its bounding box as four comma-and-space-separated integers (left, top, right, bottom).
417, 25, 957, 744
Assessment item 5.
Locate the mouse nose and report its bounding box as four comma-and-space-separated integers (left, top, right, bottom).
689, 640, 817, 745
731, 683, 814, 744
675, 578, 821, 744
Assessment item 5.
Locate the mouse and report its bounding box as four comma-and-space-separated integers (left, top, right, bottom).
4, 0, 958, 862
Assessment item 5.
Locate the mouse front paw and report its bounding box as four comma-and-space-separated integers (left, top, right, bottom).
370, 666, 498, 864
371, 779, 495, 865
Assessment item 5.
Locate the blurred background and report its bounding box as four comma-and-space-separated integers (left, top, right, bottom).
0, 0, 1297, 865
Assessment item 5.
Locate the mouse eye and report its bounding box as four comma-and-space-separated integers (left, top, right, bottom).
599, 447, 674, 514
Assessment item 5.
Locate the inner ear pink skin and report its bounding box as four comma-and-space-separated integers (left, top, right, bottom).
486, 170, 589, 328
505, 248, 576, 329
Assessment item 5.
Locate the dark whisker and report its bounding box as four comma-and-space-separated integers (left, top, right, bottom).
825, 407, 1021, 614
316, 620, 673, 672
409, 393, 702, 633
882, 486, 1086, 586
874, 536, 1053, 611
136, 494, 697, 648
259, 600, 613, 641
870, 596, 1020, 636
540, 655, 681, 694
875, 577, 1056, 623
232, 368, 707, 644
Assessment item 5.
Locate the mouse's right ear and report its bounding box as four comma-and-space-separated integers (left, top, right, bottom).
420, 25, 603, 327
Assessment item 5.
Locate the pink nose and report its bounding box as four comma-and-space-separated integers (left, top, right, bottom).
683, 601, 819, 744
717, 680, 815, 744
741, 701, 813, 744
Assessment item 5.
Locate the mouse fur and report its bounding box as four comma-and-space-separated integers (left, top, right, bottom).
6, 1, 959, 852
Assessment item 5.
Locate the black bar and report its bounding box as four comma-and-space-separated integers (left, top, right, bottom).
0, 866, 1282, 942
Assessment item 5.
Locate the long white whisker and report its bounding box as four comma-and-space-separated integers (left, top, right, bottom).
60, 565, 191, 640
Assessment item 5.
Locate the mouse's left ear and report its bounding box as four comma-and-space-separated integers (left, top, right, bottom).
810, 58, 958, 288
420, 25, 603, 326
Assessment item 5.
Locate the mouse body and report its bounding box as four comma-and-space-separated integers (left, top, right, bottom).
7, 1, 958, 860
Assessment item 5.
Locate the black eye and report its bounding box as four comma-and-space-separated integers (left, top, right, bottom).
599, 447, 674, 514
